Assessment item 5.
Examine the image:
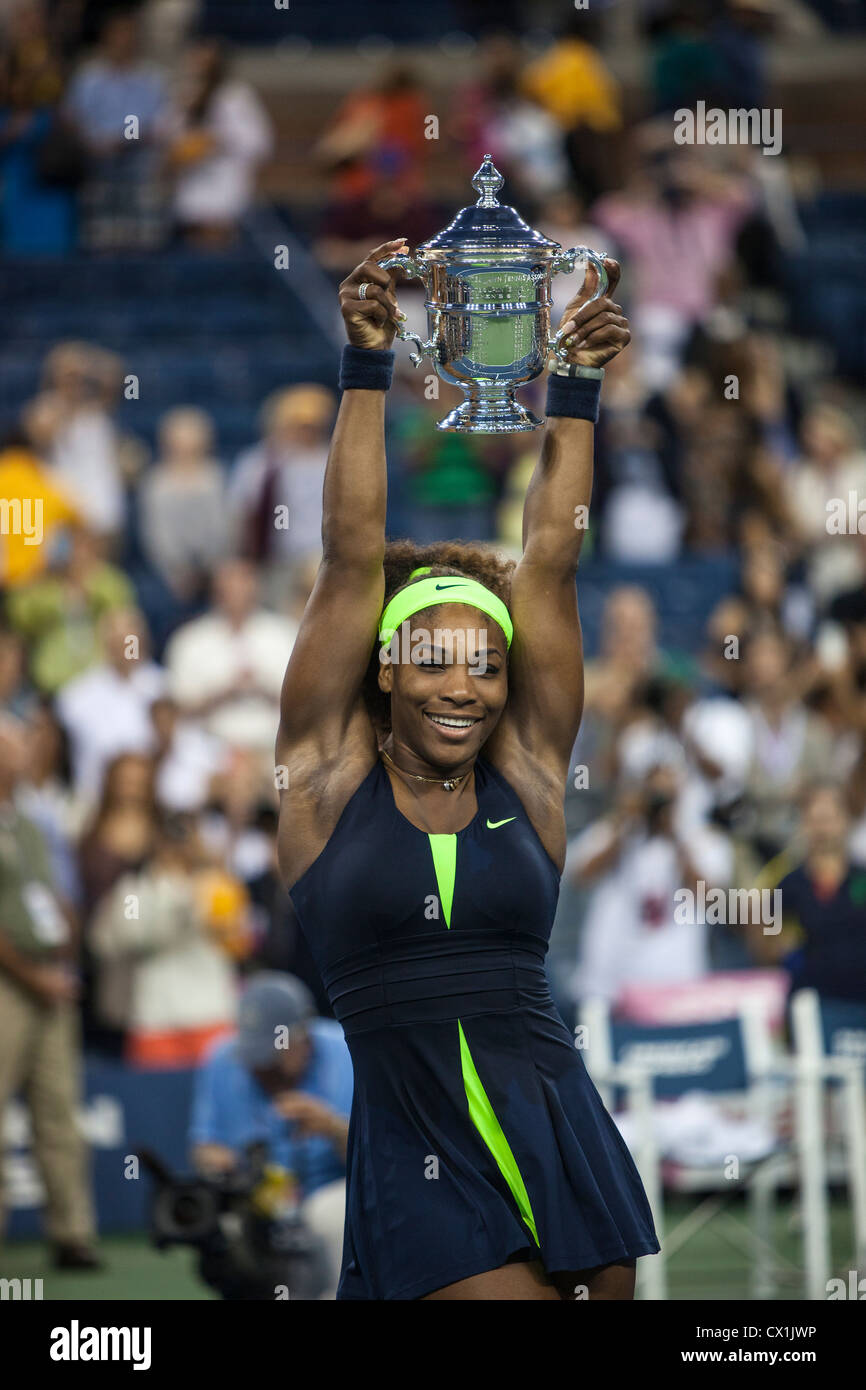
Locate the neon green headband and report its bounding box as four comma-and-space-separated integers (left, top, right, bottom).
378, 566, 513, 649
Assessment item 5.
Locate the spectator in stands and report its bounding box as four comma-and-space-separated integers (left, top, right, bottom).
0, 426, 79, 587
739, 538, 813, 643
649, 0, 730, 114
0, 622, 29, 717
569, 588, 665, 802
26, 340, 126, 540
6, 524, 133, 694
314, 61, 435, 268
164, 558, 297, 755
65, 4, 168, 251
538, 188, 609, 327
392, 382, 502, 544
451, 37, 569, 205
89, 811, 242, 1067
751, 782, 866, 1004
741, 628, 834, 859
0, 713, 100, 1269
55, 605, 165, 803
166, 38, 273, 248
521, 13, 623, 201
151, 693, 226, 813
190, 972, 352, 1298
645, 360, 791, 552
314, 180, 434, 276
594, 386, 686, 564
450, 30, 525, 172
17, 699, 83, 905
0, 2, 64, 110
198, 748, 275, 885
593, 129, 755, 388
615, 675, 691, 788
0, 0, 79, 254
77, 751, 158, 903
243, 811, 333, 1016
699, 593, 752, 697
229, 385, 334, 596
586, 587, 662, 718
316, 60, 427, 207
570, 763, 734, 1002
139, 405, 229, 603
789, 403, 866, 604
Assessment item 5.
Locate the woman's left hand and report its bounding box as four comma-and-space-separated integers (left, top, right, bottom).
553, 257, 630, 370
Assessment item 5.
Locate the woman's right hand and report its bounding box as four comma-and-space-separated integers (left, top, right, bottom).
339, 238, 409, 351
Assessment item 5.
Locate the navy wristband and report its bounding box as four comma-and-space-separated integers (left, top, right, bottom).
545, 373, 602, 424
339, 343, 395, 392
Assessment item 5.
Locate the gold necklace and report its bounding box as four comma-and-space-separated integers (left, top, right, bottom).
380, 747, 471, 794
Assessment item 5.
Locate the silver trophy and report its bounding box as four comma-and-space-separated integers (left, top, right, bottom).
379, 155, 607, 433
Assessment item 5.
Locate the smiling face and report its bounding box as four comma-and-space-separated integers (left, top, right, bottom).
378, 603, 509, 769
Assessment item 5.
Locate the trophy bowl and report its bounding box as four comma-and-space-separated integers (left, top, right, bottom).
379, 155, 608, 433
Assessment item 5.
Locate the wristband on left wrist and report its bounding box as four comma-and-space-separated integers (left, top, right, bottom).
545, 371, 603, 424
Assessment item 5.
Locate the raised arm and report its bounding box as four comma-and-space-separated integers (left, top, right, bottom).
496, 260, 630, 776
275, 241, 406, 786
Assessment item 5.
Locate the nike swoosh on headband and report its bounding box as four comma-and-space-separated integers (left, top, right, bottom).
486, 817, 516, 829
378, 575, 514, 649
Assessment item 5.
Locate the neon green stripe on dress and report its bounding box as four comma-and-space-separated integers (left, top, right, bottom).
428, 833, 456, 928
426, 831, 540, 1247
459, 1022, 540, 1247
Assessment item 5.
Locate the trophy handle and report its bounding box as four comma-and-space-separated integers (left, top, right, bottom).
378, 253, 426, 279
548, 247, 609, 364
377, 254, 436, 367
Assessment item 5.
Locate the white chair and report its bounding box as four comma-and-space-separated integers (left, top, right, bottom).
789, 989, 866, 1300
580, 997, 794, 1301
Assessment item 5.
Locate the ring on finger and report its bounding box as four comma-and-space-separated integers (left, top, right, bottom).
358, 282, 371, 301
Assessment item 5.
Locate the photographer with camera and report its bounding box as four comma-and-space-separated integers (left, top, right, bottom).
189, 972, 352, 1298
569, 762, 734, 1003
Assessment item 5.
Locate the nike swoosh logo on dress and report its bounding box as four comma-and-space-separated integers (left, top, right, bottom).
486, 817, 517, 829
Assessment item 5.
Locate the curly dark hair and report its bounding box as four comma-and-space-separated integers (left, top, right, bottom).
362, 538, 515, 737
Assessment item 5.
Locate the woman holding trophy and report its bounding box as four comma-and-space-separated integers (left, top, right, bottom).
275, 165, 659, 1299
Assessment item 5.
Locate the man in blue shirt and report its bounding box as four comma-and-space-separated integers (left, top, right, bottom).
755, 783, 866, 1005
190, 972, 353, 1295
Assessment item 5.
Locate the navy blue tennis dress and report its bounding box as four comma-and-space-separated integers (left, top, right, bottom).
289, 753, 659, 1299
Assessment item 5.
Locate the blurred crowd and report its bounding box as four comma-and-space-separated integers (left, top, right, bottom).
0, 0, 273, 252
0, 0, 864, 1046
1, 0, 866, 1266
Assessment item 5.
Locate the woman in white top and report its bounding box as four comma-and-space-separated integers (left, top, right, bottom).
168, 39, 273, 247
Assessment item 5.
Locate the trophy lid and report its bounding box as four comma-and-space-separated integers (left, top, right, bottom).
418, 155, 560, 253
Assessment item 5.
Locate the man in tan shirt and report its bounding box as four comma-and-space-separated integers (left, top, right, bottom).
0, 716, 100, 1268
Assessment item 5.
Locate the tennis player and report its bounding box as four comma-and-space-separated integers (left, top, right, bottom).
275, 238, 659, 1300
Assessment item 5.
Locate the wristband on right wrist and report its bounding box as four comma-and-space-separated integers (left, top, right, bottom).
339, 343, 395, 392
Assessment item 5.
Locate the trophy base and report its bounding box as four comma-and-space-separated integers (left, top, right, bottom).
436, 389, 542, 434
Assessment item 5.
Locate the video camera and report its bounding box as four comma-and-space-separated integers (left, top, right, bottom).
139, 1144, 331, 1300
